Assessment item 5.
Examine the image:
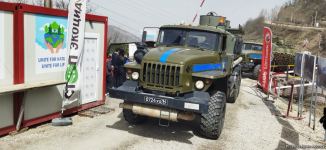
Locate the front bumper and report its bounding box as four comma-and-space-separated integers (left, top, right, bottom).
109, 80, 209, 113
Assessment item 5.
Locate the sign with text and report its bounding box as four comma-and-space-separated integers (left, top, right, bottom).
35, 15, 68, 74
0, 12, 4, 79
259, 27, 273, 93
303, 54, 316, 82
64, 0, 87, 98
294, 53, 303, 76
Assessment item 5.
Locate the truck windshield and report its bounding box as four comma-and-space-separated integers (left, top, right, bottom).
158, 29, 219, 50
243, 43, 263, 51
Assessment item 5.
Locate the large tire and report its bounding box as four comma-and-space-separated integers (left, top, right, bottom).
227, 67, 241, 103
198, 91, 226, 139
253, 64, 261, 80
123, 109, 147, 124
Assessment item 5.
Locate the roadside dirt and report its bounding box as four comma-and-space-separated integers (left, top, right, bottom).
0, 78, 325, 150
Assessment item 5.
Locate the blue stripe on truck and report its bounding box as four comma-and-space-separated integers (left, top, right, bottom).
159, 48, 180, 63
249, 54, 262, 59
192, 63, 223, 72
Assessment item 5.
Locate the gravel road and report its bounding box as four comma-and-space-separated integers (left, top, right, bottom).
0, 78, 324, 150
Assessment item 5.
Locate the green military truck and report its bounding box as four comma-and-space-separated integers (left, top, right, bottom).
240, 42, 263, 79
109, 12, 243, 139
241, 40, 296, 78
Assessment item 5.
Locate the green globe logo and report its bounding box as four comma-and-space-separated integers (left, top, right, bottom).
44, 21, 65, 54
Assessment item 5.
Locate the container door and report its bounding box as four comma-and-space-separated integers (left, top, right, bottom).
81, 33, 100, 104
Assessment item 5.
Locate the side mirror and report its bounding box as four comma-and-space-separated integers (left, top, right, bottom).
142, 27, 160, 42
142, 31, 147, 42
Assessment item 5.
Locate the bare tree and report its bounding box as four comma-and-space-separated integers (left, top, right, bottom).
270, 6, 281, 22
321, 31, 326, 51
54, 0, 68, 10
16, 0, 27, 3
6, 0, 28, 3
54, 0, 95, 13
0, 0, 43, 6
32, 0, 43, 6
108, 32, 122, 45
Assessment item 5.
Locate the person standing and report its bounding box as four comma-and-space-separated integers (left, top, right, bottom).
115, 48, 128, 87
111, 48, 120, 88
106, 56, 113, 92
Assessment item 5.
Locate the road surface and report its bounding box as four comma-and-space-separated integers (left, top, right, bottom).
0, 78, 323, 150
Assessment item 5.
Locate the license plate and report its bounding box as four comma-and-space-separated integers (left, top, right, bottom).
144, 96, 168, 105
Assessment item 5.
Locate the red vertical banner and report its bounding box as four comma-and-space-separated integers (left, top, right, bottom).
259, 27, 272, 93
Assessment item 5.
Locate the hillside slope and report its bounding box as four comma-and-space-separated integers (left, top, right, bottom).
277, 0, 326, 26
243, 0, 326, 56
108, 25, 140, 44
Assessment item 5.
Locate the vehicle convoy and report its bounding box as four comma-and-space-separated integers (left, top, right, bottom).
241, 40, 296, 79
109, 12, 243, 139
240, 42, 263, 79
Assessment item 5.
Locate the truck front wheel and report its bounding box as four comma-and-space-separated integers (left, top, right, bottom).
123, 109, 147, 124
198, 91, 226, 139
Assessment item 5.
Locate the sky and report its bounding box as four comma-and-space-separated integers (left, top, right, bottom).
90, 0, 289, 36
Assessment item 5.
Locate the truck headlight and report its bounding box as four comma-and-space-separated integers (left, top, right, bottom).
195, 80, 204, 90
250, 59, 254, 63
131, 72, 139, 80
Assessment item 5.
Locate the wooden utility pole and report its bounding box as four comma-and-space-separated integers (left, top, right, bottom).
44, 0, 52, 8
315, 11, 318, 27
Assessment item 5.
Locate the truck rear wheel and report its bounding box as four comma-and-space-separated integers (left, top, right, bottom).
198, 91, 226, 139
253, 64, 261, 80
123, 109, 147, 124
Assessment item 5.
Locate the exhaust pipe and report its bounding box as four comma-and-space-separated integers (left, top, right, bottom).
119, 103, 195, 122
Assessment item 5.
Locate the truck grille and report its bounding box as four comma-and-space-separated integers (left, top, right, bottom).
142, 62, 181, 88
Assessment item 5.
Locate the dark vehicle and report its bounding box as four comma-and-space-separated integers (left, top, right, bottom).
241, 42, 262, 79
109, 12, 243, 139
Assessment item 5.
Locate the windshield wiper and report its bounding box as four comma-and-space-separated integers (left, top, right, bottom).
190, 45, 206, 51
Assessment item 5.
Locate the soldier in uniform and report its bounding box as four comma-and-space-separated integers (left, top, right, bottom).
111, 48, 120, 88
112, 48, 128, 88
117, 48, 128, 87
106, 55, 113, 92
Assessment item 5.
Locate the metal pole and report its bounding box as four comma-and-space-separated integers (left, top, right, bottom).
315, 11, 318, 27
298, 76, 304, 117
313, 84, 317, 130
313, 56, 318, 130
298, 54, 305, 117
286, 66, 289, 81
319, 33, 322, 50
309, 56, 317, 126
16, 93, 25, 131
287, 83, 295, 117
191, 0, 205, 24
310, 73, 316, 128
